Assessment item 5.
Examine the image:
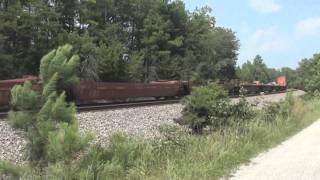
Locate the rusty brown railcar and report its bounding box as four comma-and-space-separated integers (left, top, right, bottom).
73, 80, 190, 104
0, 77, 190, 107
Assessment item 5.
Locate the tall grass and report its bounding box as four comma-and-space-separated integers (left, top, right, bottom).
150, 96, 320, 180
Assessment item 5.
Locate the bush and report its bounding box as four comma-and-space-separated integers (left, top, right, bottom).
40, 134, 153, 180
260, 102, 281, 122
259, 93, 301, 124
229, 96, 255, 124
178, 82, 255, 133
47, 122, 93, 163
178, 82, 230, 133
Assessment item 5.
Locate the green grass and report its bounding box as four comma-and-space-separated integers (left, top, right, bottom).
130, 97, 320, 180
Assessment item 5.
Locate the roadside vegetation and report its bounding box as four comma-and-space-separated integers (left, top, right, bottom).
2, 71, 320, 179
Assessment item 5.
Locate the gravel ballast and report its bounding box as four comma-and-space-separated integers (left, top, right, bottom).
78, 104, 184, 145
0, 90, 306, 164
0, 121, 26, 164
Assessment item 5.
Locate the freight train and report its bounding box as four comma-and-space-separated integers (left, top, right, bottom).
0, 75, 287, 107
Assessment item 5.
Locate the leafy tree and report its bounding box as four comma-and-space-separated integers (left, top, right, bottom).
237, 55, 271, 83
295, 54, 320, 93
0, 0, 61, 79
0, 0, 240, 83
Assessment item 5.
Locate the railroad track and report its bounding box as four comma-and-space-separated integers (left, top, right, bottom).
77, 99, 181, 112
0, 99, 181, 119
0, 90, 297, 119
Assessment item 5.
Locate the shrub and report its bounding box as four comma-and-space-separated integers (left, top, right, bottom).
260, 102, 281, 122
259, 93, 301, 124
178, 82, 255, 133
178, 82, 230, 133
230, 96, 255, 124
60, 134, 153, 180
47, 122, 93, 163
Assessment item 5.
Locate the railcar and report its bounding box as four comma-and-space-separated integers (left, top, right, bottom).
221, 76, 287, 95
0, 75, 286, 108
72, 80, 190, 104
0, 77, 191, 107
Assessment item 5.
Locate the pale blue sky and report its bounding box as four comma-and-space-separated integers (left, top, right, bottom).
183, 0, 320, 69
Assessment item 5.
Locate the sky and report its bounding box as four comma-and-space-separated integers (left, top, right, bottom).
183, 0, 320, 69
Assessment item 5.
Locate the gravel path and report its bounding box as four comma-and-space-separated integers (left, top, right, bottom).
0, 90, 306, 164
230, 120, 320, 180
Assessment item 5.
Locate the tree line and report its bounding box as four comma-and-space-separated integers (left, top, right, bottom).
236, 55, 297, 88
0, 0, 239, 82
236, 54, 320, 92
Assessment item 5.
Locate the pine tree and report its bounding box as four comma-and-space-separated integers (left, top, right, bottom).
9, 44, 91, 166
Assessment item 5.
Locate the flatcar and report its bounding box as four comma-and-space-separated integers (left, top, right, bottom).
222, 76, 287, 95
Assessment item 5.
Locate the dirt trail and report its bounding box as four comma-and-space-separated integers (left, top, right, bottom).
230, 120, 320, 180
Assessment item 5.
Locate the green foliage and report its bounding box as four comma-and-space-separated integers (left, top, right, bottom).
32, 134, 153, 179
260, 93, 295, 123
10, 81, 39, 111
295, 54, 320, 93
236, 55, 303, 89
15, 96, 320, 180
0, 0, 61, 79
237, 55, 271, 83
179, 83, 228, 133
0, 161, 24, 178
8, 45, 89, 171
230, 97, 255, 122
58, 32, 99, 80
95, 40, 128, 81
47, 122, 93, 163
0, 0, 239, 83
40, 44, 80, 90
8, 111, 36, 130
42, 73, 59, 100
179, 82, 254, 133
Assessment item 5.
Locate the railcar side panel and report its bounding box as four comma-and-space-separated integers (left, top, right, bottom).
73, 81, 182, 104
